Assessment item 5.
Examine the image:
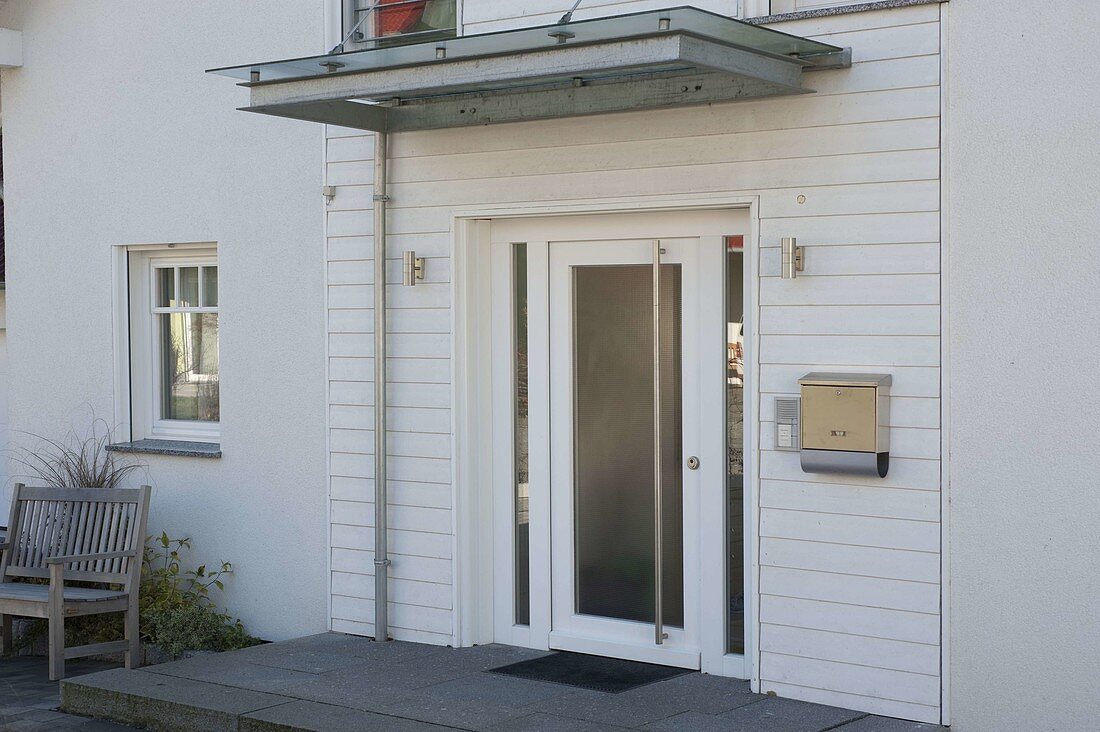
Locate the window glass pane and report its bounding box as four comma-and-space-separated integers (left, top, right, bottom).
727, 243, 746, 654
156, 268, 175, 308
160, 312, 220, 422
354, 0, 457, 45
202, 267, 219, 307
179, 267, 200, 307
573, 263, 683, 627
513, 244, 530, 626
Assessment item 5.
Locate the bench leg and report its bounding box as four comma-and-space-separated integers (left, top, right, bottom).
124, 602, 140, 669
48, 608, 65, 681
48, 563, 65, 681
1, 614, 11, 655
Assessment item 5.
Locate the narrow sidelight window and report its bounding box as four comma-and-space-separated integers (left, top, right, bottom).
513, 243, 531, 626
726, 236, 746, 654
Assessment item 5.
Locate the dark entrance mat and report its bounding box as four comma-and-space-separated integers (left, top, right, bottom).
487, 651, 692, 693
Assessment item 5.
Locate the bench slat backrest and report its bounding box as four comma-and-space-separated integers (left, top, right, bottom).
0, 484, 151, 589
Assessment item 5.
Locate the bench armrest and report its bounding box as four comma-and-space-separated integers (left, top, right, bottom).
46, 549, 138, 565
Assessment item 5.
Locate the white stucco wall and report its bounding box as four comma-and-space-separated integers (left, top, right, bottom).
0, 0, 328, 640
946, 2, 1100, 730
0, 292, 8, 511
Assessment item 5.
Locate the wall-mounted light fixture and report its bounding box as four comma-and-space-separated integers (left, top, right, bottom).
781, 236, 804, 279
403, 251, 424, 286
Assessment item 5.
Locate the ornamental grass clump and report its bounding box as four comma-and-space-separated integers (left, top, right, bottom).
11, 419, 143, 488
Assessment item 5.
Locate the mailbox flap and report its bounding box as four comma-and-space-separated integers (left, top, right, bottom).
800, 385, 878, 453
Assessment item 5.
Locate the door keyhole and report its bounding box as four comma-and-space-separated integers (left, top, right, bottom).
686, 456, 700, 470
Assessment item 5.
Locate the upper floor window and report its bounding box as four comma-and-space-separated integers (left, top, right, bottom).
342, 0, 457, 49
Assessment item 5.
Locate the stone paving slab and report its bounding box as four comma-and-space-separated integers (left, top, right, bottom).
0, 656, 136, 731
240, 699, 454, 731
371, 672, 578, 730
832, 714, 948, 731
58, 634, 951, 732
484, 712, 633, 731
642, 696, 864, 731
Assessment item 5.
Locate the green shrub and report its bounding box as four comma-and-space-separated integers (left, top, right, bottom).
143, 603, 255, 658
140, 532, 261, 656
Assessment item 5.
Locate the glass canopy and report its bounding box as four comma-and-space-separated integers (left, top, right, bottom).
210, 6, 843, 83
208, 6, 848, 133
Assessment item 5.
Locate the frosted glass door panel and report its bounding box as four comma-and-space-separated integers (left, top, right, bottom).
572, 264, 683, 628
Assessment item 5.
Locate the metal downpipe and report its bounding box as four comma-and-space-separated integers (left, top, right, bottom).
373, 130, 391, 642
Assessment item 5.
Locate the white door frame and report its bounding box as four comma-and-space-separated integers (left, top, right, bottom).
452, 194, 761, 687
543, 236, 714, 670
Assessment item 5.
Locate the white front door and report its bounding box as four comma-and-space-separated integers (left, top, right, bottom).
488, 210, 737, 672
545, 237, 720, 669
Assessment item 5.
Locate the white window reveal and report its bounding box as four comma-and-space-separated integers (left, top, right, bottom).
123, 246, 220, 444
769, 0, 869, 13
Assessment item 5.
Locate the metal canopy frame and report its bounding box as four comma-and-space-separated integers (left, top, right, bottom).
208, 6, 850, 133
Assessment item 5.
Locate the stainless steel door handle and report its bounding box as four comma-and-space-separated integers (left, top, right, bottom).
686, 456, 700, 470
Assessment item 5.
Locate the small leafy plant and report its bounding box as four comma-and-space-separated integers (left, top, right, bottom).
143, 533, 232, 610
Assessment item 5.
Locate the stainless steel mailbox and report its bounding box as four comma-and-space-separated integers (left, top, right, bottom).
798, 373, 891, 478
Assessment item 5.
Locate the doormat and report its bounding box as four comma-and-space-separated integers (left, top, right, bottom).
487, 651, 692, 693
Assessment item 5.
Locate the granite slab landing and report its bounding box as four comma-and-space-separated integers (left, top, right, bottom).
59, 633, 948, 731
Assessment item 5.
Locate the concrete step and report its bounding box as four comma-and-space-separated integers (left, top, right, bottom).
62, 668, 294, 731
61, 668, 441, 731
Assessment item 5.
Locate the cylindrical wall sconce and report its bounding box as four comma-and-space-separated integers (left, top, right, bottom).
781, 237, 804, 279
403, 251, 424, 286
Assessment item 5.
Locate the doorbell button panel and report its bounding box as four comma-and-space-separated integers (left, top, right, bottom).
774, 397, 801, 451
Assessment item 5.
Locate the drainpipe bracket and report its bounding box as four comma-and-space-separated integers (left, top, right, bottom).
374, 558, 392, 567
373, 194, 391, 202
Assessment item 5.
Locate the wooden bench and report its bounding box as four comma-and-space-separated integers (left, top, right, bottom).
0, 484, 151, 680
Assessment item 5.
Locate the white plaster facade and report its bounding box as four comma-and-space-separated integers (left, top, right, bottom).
0, 0, 329, 641
0, 1, 1097, 729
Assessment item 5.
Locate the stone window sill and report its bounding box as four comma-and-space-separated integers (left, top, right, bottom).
107, 439, 222, 459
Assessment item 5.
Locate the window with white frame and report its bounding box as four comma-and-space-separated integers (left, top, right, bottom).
123, 246, 220, 443
341, 0, 457, 50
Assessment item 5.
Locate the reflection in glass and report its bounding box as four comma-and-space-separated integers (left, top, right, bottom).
202, 267, 219, 307
573, 264, 683, 627
727, 243, 746, 654
351, 0, 457, 46
161, 313, 220, 422
179, 267, 200, 307
156, 268, 175, 308
513, 244, 530, 626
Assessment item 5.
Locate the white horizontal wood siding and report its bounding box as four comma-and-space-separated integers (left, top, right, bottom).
324, 2, 941, 721
462, 1, 740, 34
